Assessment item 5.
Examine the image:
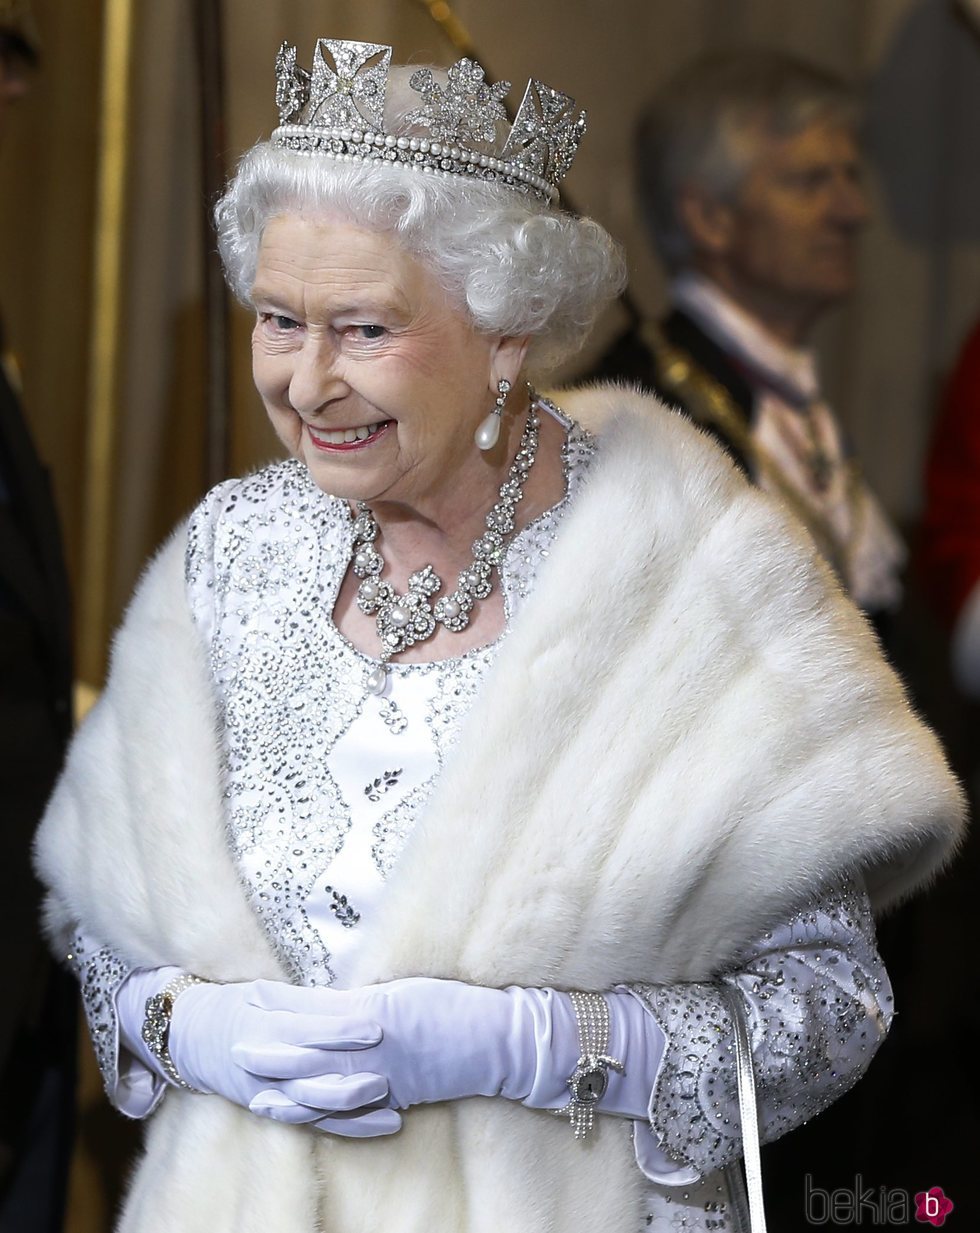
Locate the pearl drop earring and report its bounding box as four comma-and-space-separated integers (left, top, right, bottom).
474, 379, 512, 451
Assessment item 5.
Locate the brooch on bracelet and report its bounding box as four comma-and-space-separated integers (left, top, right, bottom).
141, 972, 207, 1092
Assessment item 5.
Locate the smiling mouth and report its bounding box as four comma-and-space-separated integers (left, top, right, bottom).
307, 421, 392, 451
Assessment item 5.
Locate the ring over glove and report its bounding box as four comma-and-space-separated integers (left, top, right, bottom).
118, 970, 666, 1138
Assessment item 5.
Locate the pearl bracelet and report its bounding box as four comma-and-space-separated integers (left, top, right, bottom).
558, 991, 625, 1139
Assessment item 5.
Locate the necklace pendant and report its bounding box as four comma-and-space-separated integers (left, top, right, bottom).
350, 403, 540, 669
365, 664, 389, 696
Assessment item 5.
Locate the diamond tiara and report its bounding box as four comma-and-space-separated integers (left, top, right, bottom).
272, 38, 587, 205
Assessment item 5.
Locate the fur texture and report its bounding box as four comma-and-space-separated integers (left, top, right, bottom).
34, 386, 964, 1233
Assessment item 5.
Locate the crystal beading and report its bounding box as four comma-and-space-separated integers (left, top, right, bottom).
272, 38, 586, 204
353, 401, 540, 693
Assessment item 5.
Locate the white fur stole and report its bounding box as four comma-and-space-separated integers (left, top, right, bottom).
34, 386, 965, 1233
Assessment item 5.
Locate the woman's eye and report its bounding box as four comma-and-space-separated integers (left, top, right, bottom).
353, 324, 387, 341
260, 312, 300, 332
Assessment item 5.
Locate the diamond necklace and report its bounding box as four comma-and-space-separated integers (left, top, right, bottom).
352, 400, 541, 695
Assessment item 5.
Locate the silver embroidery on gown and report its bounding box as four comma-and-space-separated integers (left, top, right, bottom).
68, 411, 893, 1232
181, 415, 593, 983
630, 877, 892, 1229
67, 931, 130, 1095
631, 879, 891, 1177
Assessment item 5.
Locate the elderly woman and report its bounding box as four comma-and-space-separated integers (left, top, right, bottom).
36, 38, 961, 1233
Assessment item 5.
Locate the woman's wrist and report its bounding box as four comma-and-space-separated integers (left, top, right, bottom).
141, 972, 209, 1090
511, 987, 666, 1127
116, 965, 185, 1084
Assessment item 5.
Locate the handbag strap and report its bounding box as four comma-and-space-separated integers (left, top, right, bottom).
723, 983, 768, 1233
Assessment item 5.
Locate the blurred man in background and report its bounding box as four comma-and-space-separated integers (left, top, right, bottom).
592, 49, 905, 616
0, 3, 76, 1228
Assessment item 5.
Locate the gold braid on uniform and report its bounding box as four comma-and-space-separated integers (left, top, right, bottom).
641, 321, 867, 583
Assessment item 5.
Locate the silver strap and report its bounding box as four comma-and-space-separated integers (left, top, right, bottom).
723, 983, 768, 1233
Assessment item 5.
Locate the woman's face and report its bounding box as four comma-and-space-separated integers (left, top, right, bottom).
250, 213, 504, 511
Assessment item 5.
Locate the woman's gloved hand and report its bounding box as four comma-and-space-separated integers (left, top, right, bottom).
117, 969, 400, 1137
241, 977, 542, 1113
120, 972, 667, 1136
243, 978, 665, 1121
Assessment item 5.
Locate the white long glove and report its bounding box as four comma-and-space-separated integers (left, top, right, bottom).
241, 978, 665, 1127
117, 969, 400, 1137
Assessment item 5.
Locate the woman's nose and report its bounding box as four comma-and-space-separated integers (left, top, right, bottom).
288, 338, 348, 418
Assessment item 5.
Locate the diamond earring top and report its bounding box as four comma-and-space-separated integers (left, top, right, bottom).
272, 38, 587, 205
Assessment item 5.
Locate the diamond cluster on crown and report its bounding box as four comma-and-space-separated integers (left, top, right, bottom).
272, 38, 586, 203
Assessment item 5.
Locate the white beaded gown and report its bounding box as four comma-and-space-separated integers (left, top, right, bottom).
69, 406, 893, 1232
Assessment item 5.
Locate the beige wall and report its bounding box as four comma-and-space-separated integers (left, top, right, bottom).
3, 0, 980, 678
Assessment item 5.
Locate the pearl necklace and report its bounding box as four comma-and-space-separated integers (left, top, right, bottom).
352, 402, 540, 695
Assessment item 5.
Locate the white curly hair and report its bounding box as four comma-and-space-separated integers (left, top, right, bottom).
214, 66, 625, 372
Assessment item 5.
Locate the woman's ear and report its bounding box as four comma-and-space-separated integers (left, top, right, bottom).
488, 334, 530, 394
